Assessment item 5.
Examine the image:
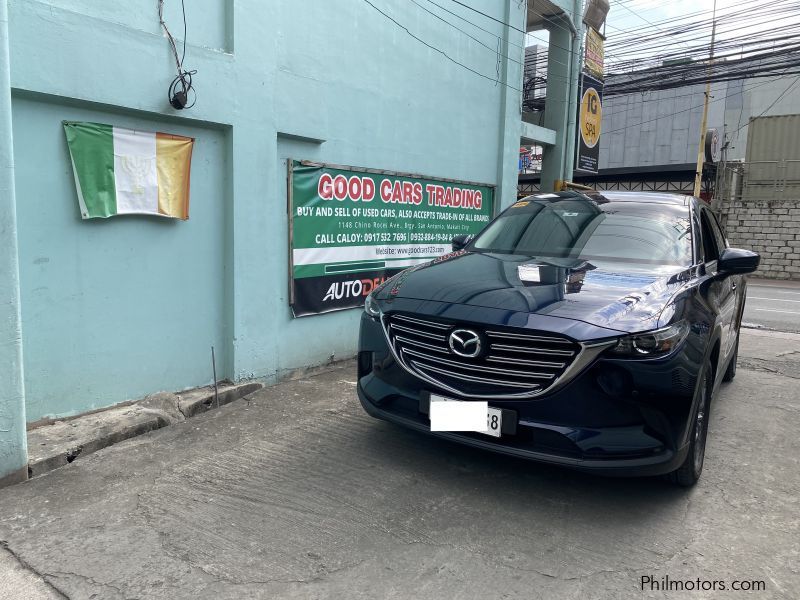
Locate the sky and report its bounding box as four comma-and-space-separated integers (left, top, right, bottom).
525, 0, 800, 69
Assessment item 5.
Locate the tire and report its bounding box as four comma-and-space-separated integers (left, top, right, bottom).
667, 361, 712, 487
722, 336, 738, 382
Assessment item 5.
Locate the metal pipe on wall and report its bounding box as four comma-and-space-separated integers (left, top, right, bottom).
0, 0, 29, 486
563, 0, 584, 184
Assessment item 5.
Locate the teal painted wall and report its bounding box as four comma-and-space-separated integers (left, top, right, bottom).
12, 97, 229, 421
0, 0, 27, 483
6, 0, 525, 423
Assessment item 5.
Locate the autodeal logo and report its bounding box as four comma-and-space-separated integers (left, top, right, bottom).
322, 277, 386, 302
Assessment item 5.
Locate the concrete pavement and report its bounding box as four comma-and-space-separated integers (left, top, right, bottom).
0, 329, 798, 599
743, 277, 800, 333
0, 546, 64, 600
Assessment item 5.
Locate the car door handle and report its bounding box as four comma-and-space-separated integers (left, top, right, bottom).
731, 281, 737, 291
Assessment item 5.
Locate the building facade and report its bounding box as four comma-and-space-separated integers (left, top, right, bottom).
600, 74, 800, 168
599, 71, 800, 279
0, 1, 586, 483
599, 80, 728, 170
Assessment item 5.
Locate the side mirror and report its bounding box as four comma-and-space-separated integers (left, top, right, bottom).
452, 234, 472, 251
718, 247, 760, 274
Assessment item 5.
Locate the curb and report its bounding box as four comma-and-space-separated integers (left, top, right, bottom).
26, 381, 263, 479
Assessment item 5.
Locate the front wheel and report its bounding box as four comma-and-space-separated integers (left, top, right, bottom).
667, 362, 712, 487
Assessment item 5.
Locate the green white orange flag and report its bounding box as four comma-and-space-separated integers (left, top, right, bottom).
63, 121, 194, 220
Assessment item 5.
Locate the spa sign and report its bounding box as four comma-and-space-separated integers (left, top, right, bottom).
288, 160, 494, 317
576, 73, 604, 173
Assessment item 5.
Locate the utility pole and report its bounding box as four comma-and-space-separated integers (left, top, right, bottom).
693, 0, 717, 198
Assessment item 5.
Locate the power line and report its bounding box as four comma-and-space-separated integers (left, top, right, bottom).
607, 0, 799, 41
601, 64, 800, 126
602, 73, 800, 137
608, 0, 797, 47
604, 47, 800, 96
421, 0, 578, 71
409, 0, 524, 66
607, 7, 800, 58
728, 77, 800, 135
609, 0, 665, 31
442, 0, 588, 66
361, 0, 523, 92
606, 1, 800, 61
445, 0, 526, 34
422, 0, 526, 50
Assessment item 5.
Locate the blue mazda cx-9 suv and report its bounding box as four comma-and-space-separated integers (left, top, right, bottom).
356, 191, 760, 486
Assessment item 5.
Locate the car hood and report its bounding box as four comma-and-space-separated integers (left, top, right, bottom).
375, 251, 691, 333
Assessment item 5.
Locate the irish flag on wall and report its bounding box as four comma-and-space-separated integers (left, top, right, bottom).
63, 121, 194, 220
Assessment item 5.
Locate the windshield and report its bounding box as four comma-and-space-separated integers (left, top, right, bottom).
471, 197, 693, 266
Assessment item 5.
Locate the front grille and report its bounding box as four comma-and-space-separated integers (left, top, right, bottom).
382, 313, 584, 398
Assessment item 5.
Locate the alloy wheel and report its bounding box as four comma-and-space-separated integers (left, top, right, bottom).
693, 375, 709, 474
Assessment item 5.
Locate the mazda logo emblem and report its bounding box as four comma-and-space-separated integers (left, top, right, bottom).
448, 329, 482, 358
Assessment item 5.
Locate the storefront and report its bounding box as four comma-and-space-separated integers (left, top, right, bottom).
0, 0, 526, 481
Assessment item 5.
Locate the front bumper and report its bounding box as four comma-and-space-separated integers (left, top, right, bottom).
357, 383, 689, 476
357, 307, 703, 477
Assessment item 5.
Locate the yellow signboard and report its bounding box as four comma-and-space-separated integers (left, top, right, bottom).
576, 74, 603, 173
579, 86, 602, 148
585, 27, 604, 80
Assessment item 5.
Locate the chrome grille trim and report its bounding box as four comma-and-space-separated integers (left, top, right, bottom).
381, 313, 616, 399
491, 344, 576, 357
401, 347, 556, 380
486, 356, 566, 369
410, 361, 544, 390
486, 331, 575, 344
391, 313, 451, 330
387, 322, 447, 341
394, 335, 450, 354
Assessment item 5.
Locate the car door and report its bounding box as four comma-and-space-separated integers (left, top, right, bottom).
707, 210, 743, 358
699, 207, 737, 364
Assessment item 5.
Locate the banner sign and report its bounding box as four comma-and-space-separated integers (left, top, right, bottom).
576, 73, 603, 173
289, 160, 494, 317
584, 28, 605, 80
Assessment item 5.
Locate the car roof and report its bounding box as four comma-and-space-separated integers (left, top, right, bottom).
522, 190, 694, 207
587, 191, 694, 206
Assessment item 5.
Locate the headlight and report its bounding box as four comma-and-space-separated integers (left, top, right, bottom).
608, 321, 689, 357
364, 293, 381, 319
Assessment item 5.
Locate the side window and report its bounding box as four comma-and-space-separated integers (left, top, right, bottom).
692, 210, 703, 264
699, 210, 720, 263
708, 211, 728, 251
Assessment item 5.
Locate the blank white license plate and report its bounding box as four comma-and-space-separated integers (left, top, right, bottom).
429, 394, 503, 438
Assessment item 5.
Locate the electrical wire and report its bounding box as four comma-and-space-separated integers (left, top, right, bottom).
607, 7, 800, 60
361, 0, 523, 92
517, 0, 800, 111
445, 0, 527, 34
727, 77, 800, 136
409, 0, 524, 66
605, 1, 800, 62
422, 0, 527, 50
600, 66, 800, 127
606, 5, 798, 59
439, 0, 588, 67
609, 0, 665, 32
159, 0, 196, 109
601, 73, 800, 137
601, 2, 800, 97
604, 51, 800, 97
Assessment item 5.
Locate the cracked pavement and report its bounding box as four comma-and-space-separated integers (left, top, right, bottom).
0, 328, 798, 599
